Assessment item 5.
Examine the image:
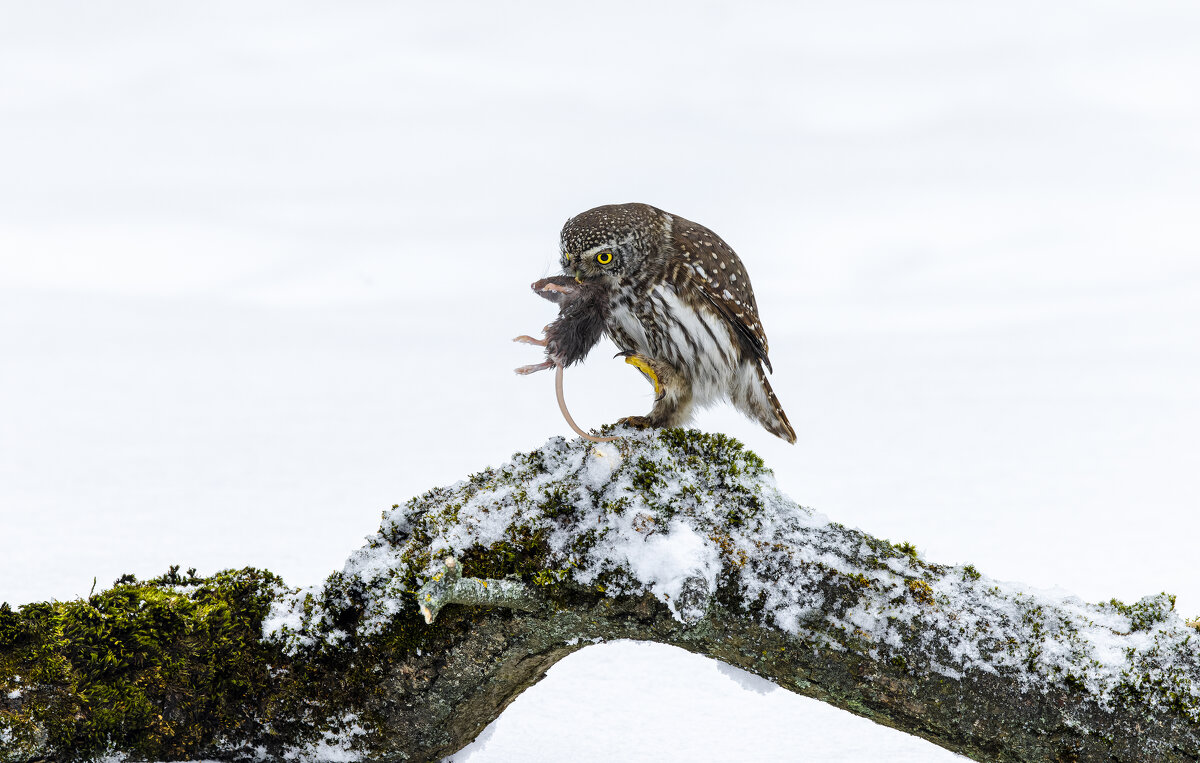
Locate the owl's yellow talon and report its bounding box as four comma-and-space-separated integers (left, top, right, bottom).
624, 356, 661, 396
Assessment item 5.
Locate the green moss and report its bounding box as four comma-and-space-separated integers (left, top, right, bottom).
460, 529, 551, 583
855, 535, 929, 574
568, 526, 610, 564
893, 542, 919, 559
630, 455, 668, 496
1103, 593, 1175, 632
468, 466, 500, 489
961, 564, 981, 582
602, 496, 631, 515
847, 572, 872, 590
906, 579, 934, 605
656, 428, 766, 476
537, 484, 575, 520
1, 567, 289, 760
530, 569, 570, 587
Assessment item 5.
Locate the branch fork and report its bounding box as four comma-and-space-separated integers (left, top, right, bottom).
418, 557, 543, 624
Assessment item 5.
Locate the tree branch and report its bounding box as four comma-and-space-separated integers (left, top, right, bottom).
417, 557, 542, 624
2, 429, 1198, 762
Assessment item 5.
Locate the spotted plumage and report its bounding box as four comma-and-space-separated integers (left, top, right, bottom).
557, 203, 795, 443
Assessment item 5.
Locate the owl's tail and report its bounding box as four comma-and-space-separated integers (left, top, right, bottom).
735, 363, 797, 444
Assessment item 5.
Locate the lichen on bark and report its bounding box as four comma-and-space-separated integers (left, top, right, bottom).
417, 557, 541, 624
3, 428, 1199, 762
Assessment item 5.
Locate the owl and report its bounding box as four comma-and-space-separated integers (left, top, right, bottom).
556, 203, 796, 443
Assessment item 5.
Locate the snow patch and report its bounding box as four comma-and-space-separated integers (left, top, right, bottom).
281, 714, 366, 762
716, 661, 779, 696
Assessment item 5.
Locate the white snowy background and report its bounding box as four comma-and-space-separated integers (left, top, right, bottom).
2, 2, 1198, 761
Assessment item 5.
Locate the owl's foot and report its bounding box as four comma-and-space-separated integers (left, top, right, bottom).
513, 334, 548, 347
614, 415, 656, 429
621, 355, 692, 429
623, 355, 663, 398
514, 360, 554, 375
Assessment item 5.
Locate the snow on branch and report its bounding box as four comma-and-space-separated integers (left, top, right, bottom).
3, 428, 1198, 762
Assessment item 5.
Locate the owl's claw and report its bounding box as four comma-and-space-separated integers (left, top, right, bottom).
616, 351, 665, 400
615, 415, 655, 429
623, 355, 663, 398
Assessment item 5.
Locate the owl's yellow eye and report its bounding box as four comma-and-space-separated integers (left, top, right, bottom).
597, 251, 613, 265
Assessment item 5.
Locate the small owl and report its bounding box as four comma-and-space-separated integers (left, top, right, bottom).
557, 203, 796, 443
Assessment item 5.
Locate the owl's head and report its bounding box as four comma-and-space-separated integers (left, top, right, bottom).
559, 203, 668, 281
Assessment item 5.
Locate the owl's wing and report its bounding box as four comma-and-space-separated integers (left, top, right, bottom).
671, 222, 773, 373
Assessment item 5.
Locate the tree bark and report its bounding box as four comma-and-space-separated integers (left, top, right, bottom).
2, 428, 1198, 762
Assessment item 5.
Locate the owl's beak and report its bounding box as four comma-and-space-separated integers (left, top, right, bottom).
573, 270, 584, 284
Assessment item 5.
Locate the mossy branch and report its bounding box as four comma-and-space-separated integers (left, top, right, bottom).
3, 428, 1199, 762
417, 557, 542, 624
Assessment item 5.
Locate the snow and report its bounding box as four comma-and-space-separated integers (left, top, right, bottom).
266, 428, 1198, 731
281, 715, 365, 763
261, 588, 325, 652
619, 520, 718, 618
447, 641, 958, 763
3, 1, 1200, 761
582, 441, 623, 486
266, 430, 759, 643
